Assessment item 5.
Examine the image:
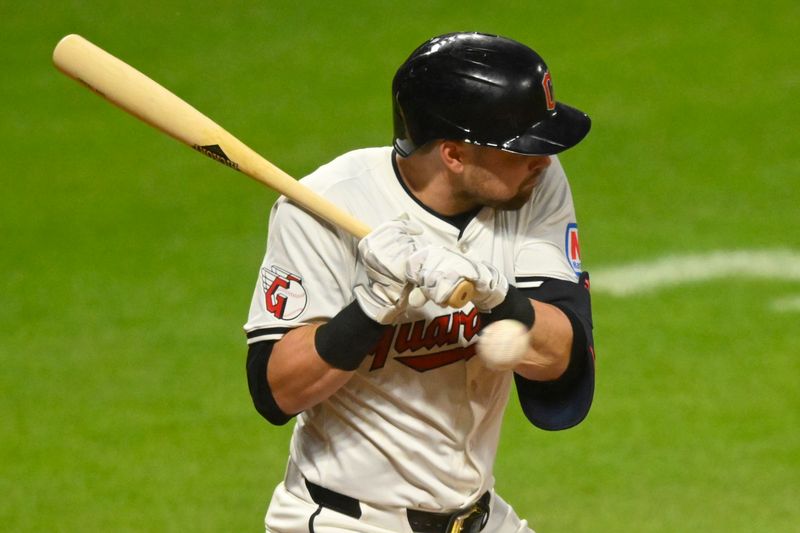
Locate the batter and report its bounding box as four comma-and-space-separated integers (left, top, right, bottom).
245, 32, 595, 533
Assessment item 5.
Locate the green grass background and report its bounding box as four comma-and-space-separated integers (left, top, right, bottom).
2, 1, 798, 531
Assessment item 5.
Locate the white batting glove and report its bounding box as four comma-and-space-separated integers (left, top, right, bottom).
354, 216, 424, 324
405, 246, 508, 311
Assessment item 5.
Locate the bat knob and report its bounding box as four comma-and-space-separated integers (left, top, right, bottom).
447, 280, 475, 308
408, 281, 474, 309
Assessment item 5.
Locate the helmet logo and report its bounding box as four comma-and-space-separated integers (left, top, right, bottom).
542, 71, 556, 111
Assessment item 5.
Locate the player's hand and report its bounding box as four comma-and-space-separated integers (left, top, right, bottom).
406, 246, 508, 311
355, 216, 424, 324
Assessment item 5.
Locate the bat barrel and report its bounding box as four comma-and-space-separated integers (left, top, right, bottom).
52, 34, 372, 238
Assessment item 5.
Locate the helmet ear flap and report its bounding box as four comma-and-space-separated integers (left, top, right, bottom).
391, 32, 590, 157
392, 93, 415, 157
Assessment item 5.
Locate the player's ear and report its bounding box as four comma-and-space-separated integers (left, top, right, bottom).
439, 140, 466, 173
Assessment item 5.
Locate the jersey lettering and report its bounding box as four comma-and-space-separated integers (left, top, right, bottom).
369, 308, 481, 371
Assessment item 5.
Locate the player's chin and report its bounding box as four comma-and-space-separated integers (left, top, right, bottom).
490, 188, 534, 211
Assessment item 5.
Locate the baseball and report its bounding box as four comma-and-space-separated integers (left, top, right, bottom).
477, 319, 530, 371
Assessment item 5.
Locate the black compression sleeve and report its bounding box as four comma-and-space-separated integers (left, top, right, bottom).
246, 341, 293, 426
314, 300, 388, 371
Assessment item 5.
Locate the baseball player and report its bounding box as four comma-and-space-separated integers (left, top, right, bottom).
245, 32, 595, 533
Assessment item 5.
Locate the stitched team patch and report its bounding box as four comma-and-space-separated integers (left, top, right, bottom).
261, 265, 308, 320
566, 223, 582, 275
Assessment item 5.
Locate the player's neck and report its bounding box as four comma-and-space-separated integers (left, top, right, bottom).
395, 151, 479, 217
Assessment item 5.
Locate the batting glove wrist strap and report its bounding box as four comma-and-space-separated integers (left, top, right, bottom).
354, 282, 411, 324
480, 286, 535, 328
315, 300, 388, 371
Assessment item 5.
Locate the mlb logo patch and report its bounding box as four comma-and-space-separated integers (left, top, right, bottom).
565, 223, 582, 274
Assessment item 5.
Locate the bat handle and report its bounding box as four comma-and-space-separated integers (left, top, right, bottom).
447, 280, 475, 308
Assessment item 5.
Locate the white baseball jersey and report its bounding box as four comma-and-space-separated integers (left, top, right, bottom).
244, 146, 582, 512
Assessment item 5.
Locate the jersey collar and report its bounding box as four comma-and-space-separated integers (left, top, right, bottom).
390, 149, 483, 237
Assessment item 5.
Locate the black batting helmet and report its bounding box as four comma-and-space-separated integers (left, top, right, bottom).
392, 32, 591, 157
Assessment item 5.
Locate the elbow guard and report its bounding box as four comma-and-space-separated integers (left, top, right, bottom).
515, 272, 596, 430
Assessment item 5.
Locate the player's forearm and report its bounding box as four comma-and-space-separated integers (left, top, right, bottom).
513, 300, 572, 381
268, 324, 355, 414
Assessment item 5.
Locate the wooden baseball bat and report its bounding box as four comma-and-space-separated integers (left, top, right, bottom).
52, 34, 474, 308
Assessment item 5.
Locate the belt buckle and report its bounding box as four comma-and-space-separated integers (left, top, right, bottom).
447, 504, 481, 533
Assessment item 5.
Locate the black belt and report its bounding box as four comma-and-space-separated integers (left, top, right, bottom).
305, 479, 491, 533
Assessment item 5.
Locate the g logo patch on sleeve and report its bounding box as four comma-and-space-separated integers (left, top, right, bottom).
566, 223, 582, 275
261, 265, 308, 320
